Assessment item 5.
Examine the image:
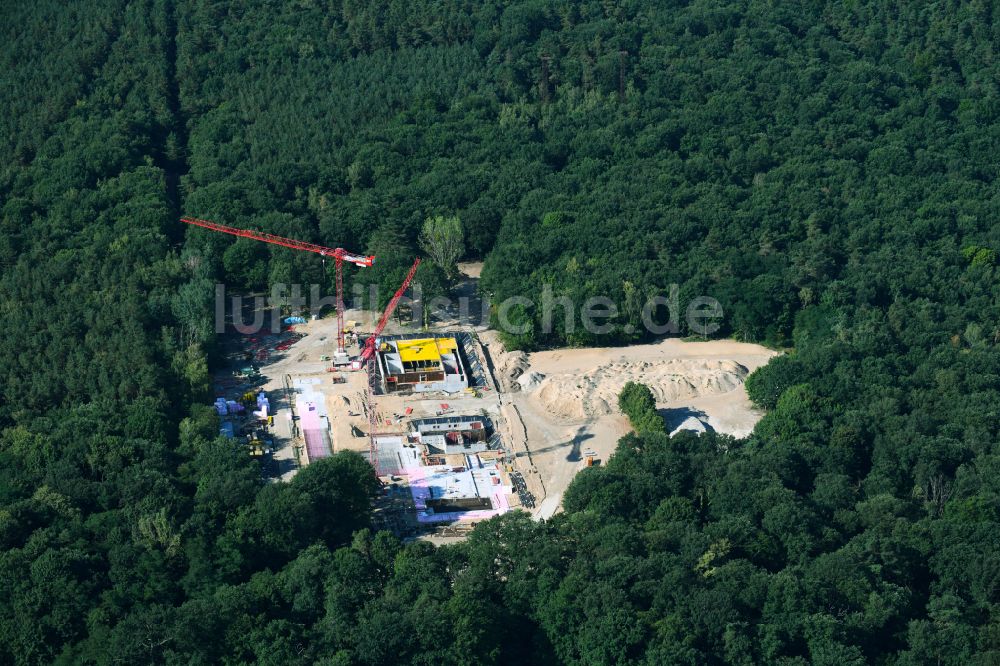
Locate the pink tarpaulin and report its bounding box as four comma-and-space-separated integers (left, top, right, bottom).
300, 401, 329, 461
406, 465, 510, 524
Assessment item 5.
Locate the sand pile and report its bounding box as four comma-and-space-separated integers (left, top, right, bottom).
530, 359, 749, 421
495, 349, 531, 392
517, 371, 545, 391
670, 416, 708, 437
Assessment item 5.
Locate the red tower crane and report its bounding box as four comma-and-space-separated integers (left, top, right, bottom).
363, 257, 420, 476
360, 257, 421, 363
182, 215, 423, 476
181, 216, 373, 360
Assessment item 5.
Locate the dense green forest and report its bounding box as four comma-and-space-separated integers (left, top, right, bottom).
4, 0, 1000, 663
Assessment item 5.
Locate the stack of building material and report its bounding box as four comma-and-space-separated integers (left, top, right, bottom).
254, 392, 270, 419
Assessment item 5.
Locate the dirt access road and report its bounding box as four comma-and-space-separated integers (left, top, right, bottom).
249, 262, 777, 522
481, 331, 778, 519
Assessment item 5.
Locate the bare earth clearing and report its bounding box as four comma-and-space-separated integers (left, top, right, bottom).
240, 262, 777, 525
481, 330, 778, 518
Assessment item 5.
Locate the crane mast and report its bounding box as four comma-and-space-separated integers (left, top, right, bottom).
360, 258, 422, 362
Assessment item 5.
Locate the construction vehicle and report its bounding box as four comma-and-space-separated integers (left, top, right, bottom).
247, 439, 271, 457
181, 216, 374, 365
234, 366, 260, 379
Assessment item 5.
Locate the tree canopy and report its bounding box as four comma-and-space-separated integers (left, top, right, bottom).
4, 0, 1000, 663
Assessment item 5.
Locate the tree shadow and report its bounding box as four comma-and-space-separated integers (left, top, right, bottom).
433, 268, 488, 328
272, 456, 298, 478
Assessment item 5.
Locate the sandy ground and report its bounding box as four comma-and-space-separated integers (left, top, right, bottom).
241, 262, 778, 527
456, 261, 482, 279
481, 332, 779, 519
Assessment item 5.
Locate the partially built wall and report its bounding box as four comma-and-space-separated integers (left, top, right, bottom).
376, 333, 470, 393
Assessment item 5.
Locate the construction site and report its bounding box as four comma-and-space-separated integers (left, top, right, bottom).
196, 217, 778, 540
374, 333, 471, 394
210, 307, 529, 539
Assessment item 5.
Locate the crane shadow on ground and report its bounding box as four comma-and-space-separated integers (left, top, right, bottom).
513, 427, 594, 460
565, 427, 594, 462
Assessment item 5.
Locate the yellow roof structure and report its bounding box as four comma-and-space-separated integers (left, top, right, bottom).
395, 337, 458, 363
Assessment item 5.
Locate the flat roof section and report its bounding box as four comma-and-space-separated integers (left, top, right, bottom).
373, 435, 419, 477
410, 415, 490, 433
395, 337, 458, 364
407, 460, 510, 523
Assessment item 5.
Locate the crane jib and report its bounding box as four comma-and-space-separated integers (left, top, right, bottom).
180, 217, 373, 265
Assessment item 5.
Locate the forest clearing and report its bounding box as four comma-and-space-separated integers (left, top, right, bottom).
6, 1, 1000, 662
218, 261, 775, 533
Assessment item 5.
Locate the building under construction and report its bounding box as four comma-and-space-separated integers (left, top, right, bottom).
373, 415, 512, 524
409, 415, 500, 466
375, 333, 470, 394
